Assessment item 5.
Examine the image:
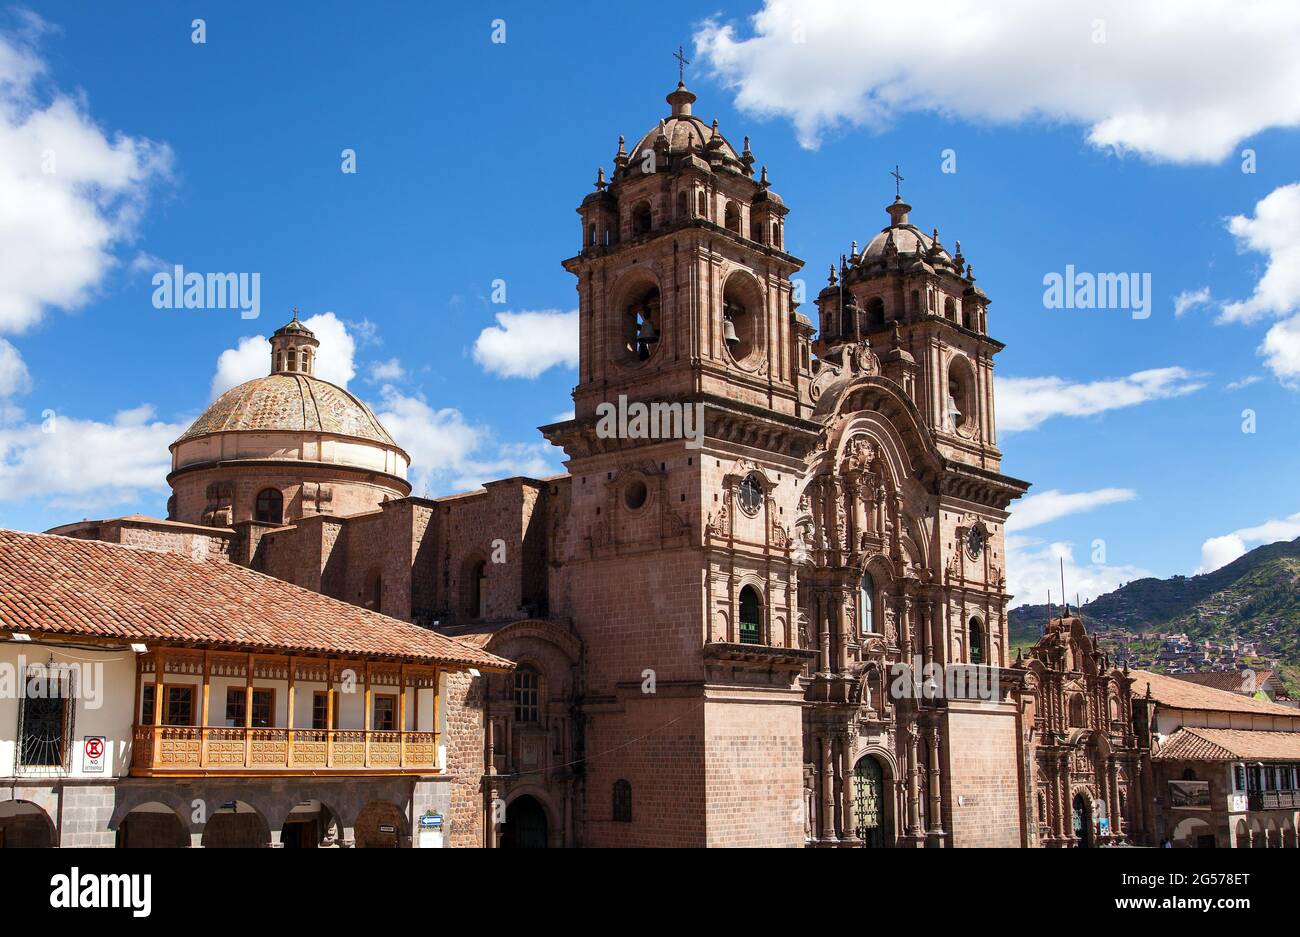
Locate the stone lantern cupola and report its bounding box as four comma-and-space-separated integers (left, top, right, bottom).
270, 309, 320, 376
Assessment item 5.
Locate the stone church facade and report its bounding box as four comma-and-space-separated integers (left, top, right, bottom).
52, 81, 1151, 847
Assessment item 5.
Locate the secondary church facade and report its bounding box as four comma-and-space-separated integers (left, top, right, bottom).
53, 82, 1150, 847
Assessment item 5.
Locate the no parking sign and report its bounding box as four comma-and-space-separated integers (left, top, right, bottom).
83, 736, 106, 773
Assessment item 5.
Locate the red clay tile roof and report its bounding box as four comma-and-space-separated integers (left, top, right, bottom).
0, 529, 510, 669
1167, 670, 1278, 694
1130, 670, 1298, 717
1155, 727, 1300, 762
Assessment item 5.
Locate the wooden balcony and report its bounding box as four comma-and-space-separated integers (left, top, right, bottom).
1248, 790, 1299, 811
130, 725, 441, 776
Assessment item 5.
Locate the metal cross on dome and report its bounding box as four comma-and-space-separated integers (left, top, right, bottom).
890, 164, 904, 199
674, 45, 690, 82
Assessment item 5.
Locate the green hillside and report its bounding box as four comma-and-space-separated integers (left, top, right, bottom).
1008, 538, 1300, 688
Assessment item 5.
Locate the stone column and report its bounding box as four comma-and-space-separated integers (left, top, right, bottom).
818, 593, 831, 674
819, 735, 837, 843
907, 724, 922, 839
927, 726, 945, 843
840, 733, 858, 845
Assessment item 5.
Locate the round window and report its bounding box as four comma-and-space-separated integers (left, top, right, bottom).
624, 479, 648, 510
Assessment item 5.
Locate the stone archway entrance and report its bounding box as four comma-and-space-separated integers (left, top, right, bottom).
1072, 793, 1093, 848
0, 800, 56, 848
500, 795, 549, 848
117, 803, 188, 848
853, 756, 888, 847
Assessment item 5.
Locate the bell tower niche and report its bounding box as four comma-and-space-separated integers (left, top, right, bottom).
562, 81, 806, 420
815, 195, 1002, 471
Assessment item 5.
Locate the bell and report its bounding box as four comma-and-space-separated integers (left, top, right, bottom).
722, 315, 740, 349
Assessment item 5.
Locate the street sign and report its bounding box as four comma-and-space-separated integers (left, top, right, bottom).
83, 736, 106, 774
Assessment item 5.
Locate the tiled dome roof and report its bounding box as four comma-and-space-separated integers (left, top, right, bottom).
630, 114, 740, 165
175, 373, 398, 446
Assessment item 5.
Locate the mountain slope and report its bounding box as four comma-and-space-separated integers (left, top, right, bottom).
1009, 538, 1300, 668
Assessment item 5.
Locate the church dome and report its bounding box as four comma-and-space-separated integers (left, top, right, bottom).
167, 312, 411, 529
621, 82, 746, 177
176, 373, 398, 446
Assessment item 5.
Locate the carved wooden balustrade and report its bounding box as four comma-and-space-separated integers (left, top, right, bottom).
131, 725, 441, 773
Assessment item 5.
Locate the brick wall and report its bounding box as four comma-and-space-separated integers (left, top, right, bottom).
942, 701, 1024, 846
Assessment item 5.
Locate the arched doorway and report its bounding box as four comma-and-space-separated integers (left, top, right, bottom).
853, 756, 888, 848
1071, 793, 1093, 848
355, 801, 407, 848
202, 801, 270, 848
117, 803, 188, 848
0, 800, 56, 848
500, 795, 549, 848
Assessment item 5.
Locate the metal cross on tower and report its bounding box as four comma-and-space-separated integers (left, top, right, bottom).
674, 45, 690, 82
890, 164, 904, 199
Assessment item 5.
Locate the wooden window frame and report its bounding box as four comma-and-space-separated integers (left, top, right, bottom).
225, 686, 275, 727
372, 693, 398, 732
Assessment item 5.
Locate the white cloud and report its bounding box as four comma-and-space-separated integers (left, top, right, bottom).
374, 386, 562, 496
1006, 535, 1152, 609
1196, 510, 1300, 573
0, 337, 31, 399
1215, 183, 1300, 386
473, 310, 578, 379
209, 311, 358, 398
694, 1, 1300, 163
1220, 183, 1300, 324
996, 367, 1205, 433
1007, 487, 1136, 532
1174, 287, 1211, 318
0, 14, 171, 332
0, 404, 184, 509
1225, 375, 1262, 391
367, 358, 405, 383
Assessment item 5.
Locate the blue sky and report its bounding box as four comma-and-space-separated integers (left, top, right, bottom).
2, 1, 1300, 607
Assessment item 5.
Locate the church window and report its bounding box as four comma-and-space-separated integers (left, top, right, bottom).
739, 585, 762, 645
299, 349, 310, 371
255, 488, 283, 524
514, 668, 540, 723
737, 473, 763, 515
624, 478, 648, 510
724, 201, 740, 234
860, 571, 877, 634
588, 223, 596, 246
697, 190, 708, 218
364, 569, 382, 612
969, 616, 984, 664
1068, 695, 1086, 727
866, 296, 885, 329
772, 221, 781, 248
613, 780, 633, 822
944, 296, 958, 322
631, 200, 652, 236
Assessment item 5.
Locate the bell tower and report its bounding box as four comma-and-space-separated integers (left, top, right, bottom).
813, 195, 1002, 471
543, 80, 819, 848
562, 81, 807, 420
